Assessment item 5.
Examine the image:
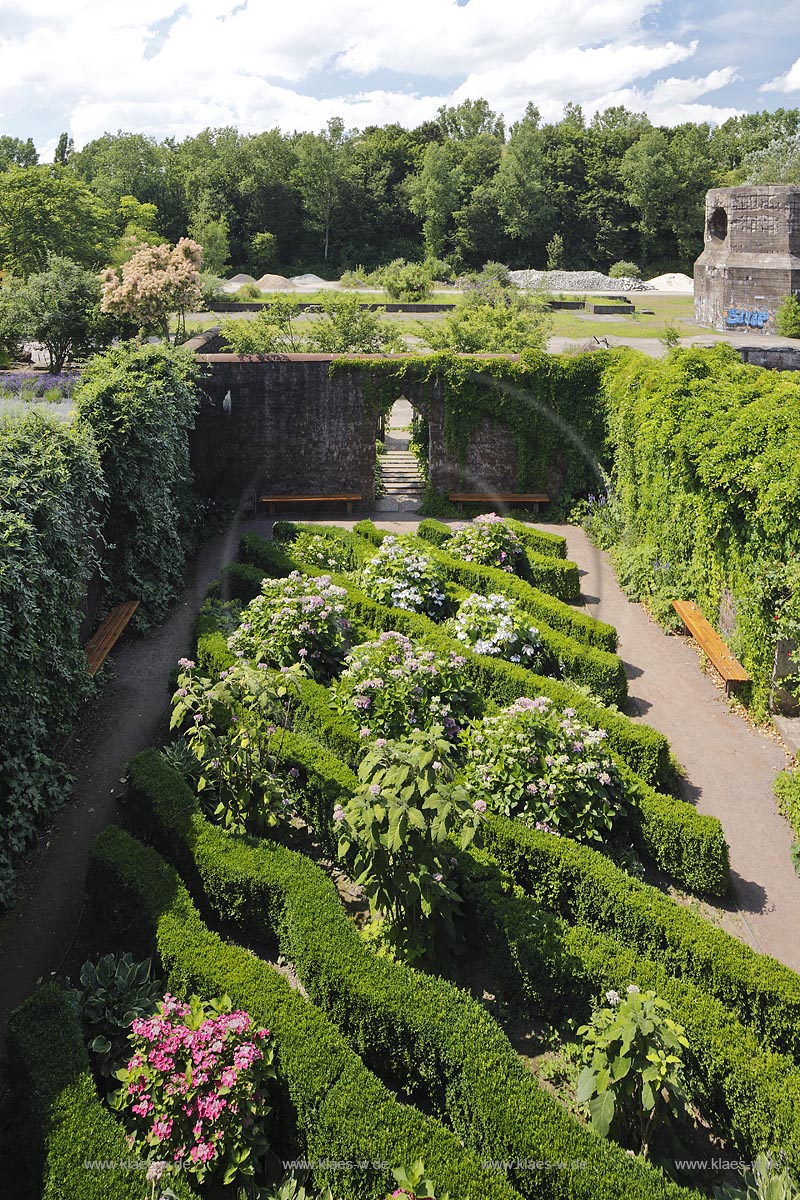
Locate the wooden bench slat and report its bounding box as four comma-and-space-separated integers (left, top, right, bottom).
258, 494, 362, 515
85, 600, 139, 677
672, 600, 750, 692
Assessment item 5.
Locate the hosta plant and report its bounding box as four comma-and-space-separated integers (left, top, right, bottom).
388, 1161, 449, 1200
577, 985, 689, 1156
461, 695, 628, 843
170, 658, 300, 834
714, 1153, 800, 1200
228, 571, 350, 679
74, 952, 164, 1079
111, 992, 274, 1186
335, 727, 483, 960
333, 631, 477, 741
447, 513, 524, 573
360, 536, 446, 617
450, 591, 549, 670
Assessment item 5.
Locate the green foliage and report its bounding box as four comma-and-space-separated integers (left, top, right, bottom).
461, 696, 628, 844
776, 295, 800, 338
424, 290, 552, 353
0, 165, 113, 276
775, 770, 800, 846
577, 987, 688, 1152
73, 951, 163, 1079
74, 342, 200, 625
249, 231, 278, 276
546, 233, 565, 270
360, 535, 447, 618
601, 346, 800, 712
170, 658, 301, 834
0, 409, 106, 908
380, 258, 433, 302
1, 254, 102, 372
390, 1160, 449, 1200
293, 530, 354, 573
449, 591, 549, 671
608, 261, 641, 279
306, 293, 402, 353
336, 727, 482, 960
714, 1154, 800, 1200
448, 513, 525, 573
221, 296, 303, 353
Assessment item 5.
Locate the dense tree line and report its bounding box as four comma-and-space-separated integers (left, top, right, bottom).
0, 102, 798, 280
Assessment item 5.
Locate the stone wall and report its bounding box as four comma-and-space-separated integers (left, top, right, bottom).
694, 185, 800, 332
738, 346, 800, 371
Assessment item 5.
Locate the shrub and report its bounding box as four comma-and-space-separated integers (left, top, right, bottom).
360, 536, 447, 618
99, 237, 203, 342
221, 296, 304, 353
449, 592, 549, 671
336, 727, 482, 960
333, 632, 476, 741
608, 262, 641, 280
170, 657, 301, 834
293, 530, 354, 573
447, 513, 524, 573
228, 571, 350, 679
776, 294, 800, 338
461, 696, 628, 844
305, 293, 402, 353
380, 259, 432, 302
577, 986, 688, 1153
111, 991, 275, 1186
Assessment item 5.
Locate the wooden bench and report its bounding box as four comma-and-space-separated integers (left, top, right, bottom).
84, 601, 139, 678
671, 600, 751, 694
259, 494, 361, 515
449, 492, 550, 513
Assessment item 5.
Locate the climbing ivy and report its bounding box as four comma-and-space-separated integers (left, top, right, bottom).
600, 345, 800, 715
330, 350, 610, 504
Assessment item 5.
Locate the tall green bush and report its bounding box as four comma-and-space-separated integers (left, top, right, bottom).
75, 342, 199, 626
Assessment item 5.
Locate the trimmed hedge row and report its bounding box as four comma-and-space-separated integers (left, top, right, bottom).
6, 982, 197, 1199
462, 851, 800, 1177
87, 824, 522, 1200
353, 519, 617, 651
417, 518, 567, 561
414, 518, 579, 600
123, 750, 699, 1200
483, 816, 800, 1063
193, 573, 727, 895
240, 530, 629, 712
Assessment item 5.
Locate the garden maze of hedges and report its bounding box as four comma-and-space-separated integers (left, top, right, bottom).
5, 345, 800, 1200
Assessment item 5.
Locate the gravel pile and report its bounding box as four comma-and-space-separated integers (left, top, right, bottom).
509, 269, 653, 292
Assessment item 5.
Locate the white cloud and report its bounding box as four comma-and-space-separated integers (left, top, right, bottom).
0, 0, 745, 150
594, 67, 742, 125
761, 56, 800, 93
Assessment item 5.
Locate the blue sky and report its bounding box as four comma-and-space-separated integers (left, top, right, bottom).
0, 0, 798, 157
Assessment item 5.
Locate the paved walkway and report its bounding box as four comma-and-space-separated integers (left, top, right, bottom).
548, 523, 800, 971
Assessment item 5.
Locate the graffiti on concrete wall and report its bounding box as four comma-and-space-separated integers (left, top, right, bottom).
725, 307, 770, 329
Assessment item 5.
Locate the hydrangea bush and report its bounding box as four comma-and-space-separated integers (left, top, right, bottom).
461, 696, 628, 843
228, 571, 350, 679
450, 592, 549, 670
447, 514, 524, 573
111, 992, 274, 1187
170, 657, 301, 833
333, 631, 476, 741
335, 727, 484, 960
292, 530, 353, 575
360, 536, 446, 618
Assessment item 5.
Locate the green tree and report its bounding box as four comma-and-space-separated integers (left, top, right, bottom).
546, 232, 564, 269
306, 293, 401, 353
2, 255, 102, 372
248, 231, 278, 276
0, 134, 37, 171
0, 166, 113, 276
111, 195, 162, 265
189, 196, 230, 275
294, 117, 351, 263
743, 131, 800, 183
54, 132, 74, 165
493, 104, 556, 263
405, 141, 460, 259
437, 97, 505, 142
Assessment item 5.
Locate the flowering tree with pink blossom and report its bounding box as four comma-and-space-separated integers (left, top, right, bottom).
111, 991, 274, 1187
99, 237, 203, 342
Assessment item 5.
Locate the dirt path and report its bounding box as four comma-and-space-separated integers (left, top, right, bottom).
0, 518, 245, 1059
548, 523, 800, 971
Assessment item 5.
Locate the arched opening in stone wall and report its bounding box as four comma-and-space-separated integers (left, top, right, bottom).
709, 207, 728, 242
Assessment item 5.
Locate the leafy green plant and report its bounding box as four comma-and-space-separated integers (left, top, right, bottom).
360, 535, 447, 618
388, 1160, 449, 1200
335, 727, 483, 960
236, 281, 263, 301
228, 571, 351, 679
714, 1153, 800, 1200
449, 591, 548, 671
461, 696, 629, 844
448, 513, 525, 573
546, 234, 564, 271
423, 288, 552, 353
608, 261, 641, 279
292, 530, 353, 573
221, 296, 304, 353
572, 490, 622, 551
658, 323, 682, 348
170, 657, 301, 834
776, 294, 800, 338
380, 259, 433, 302
577, 986, 689, 1155
306, 293, 402, 353
73, 951, 164, 1079
333, 631, 477, 741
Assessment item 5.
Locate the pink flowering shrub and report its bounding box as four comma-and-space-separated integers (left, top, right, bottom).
111, 992, 274, 1186
447, 514, 524, 574
99, 237, 203, 341
332, 631, 477, 740
461, 696, 629, 843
